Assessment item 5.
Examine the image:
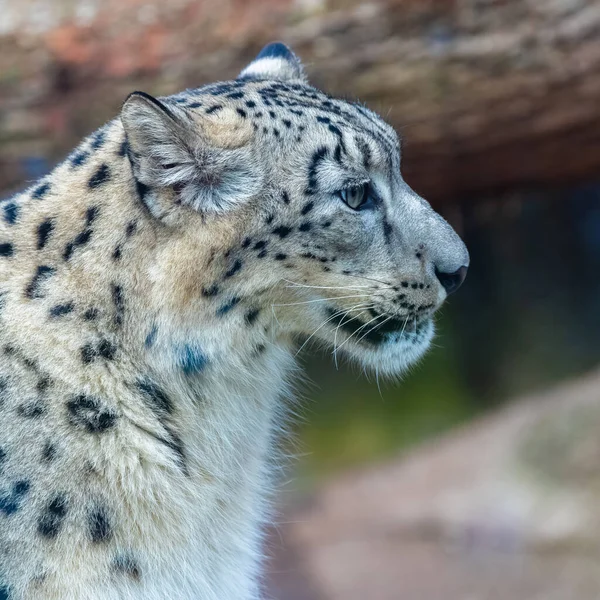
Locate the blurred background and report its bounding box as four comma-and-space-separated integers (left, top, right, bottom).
2, 0, 600, 597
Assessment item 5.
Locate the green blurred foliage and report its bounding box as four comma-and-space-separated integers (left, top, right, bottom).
295, 313, 473, 481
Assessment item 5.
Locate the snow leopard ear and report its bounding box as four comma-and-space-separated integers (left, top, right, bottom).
238, 42, 307, 83
121, 91, 260, 218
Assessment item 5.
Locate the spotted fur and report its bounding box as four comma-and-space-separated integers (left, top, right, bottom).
0, 43, 467, 599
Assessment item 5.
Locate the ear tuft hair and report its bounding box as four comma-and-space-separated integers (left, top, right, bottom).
238, 42, 306, 83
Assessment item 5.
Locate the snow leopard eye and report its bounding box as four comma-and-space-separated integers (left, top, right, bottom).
338, 183, 373, 210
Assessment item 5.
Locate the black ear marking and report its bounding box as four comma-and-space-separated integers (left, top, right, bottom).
256, 42, 296, 62
238, 41, 306, 82
120, 92, 186, 157
123, 91, 177, 121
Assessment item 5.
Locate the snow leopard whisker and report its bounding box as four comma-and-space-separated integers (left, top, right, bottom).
334, 312, 384, 352
332, 304, 375, 368
272, 294, 372, 307
294, 303, 374, 357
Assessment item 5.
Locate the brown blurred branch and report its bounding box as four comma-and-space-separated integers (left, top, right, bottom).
1, 0, 599, 201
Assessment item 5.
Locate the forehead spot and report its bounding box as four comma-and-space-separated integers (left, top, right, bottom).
272, 226, 292, 239
301, 201, 314, 215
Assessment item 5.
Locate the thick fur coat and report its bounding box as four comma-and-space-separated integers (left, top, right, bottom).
0, 43, 468, 599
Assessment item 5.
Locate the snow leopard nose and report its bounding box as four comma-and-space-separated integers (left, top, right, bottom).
435, 265, 468, 295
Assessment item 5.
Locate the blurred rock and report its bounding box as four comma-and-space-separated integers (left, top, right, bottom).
1, 0, 600, 201
267, 368, 600, 599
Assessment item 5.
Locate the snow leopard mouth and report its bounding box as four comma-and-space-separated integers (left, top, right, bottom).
326, 307, 433, 346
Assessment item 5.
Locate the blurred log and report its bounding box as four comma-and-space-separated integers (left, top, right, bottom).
0, 0, 599, 203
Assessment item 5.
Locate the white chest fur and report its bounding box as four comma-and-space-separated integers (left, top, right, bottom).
95, 342, 296, 600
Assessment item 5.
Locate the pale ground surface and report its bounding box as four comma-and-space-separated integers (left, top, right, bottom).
267, 369, 600, 600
